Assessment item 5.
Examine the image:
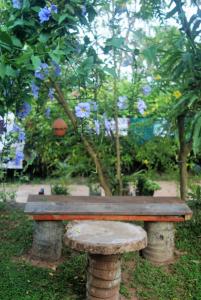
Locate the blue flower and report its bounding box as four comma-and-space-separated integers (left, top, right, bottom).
142, 85, 151, 96
117, 96, 127, 110
104, 118, 111, 135
50, 4, 58, 14
52, 61, 61, 77
45, 107, 51, 118
35, 69, 44, 80
0, 120, 6, 134
48, 88, 54, 100
31, 82, 39, 99
94, 120, 100, 135
122, 56, 132, 67
137, 99, 147, 115
17, 102, 32, 119
75, 102, 90, 118
35, 63, 49, 80
81, 5, 87, 16
12, 0, 21, 9
14, 150, 24, 166
39, 7, 51, 23
12, 123, 21, 132
18, 131, 25, 142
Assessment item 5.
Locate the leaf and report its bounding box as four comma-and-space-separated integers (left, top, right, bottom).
103, 67, 117, 78
187, 95, 198, 108
15, 47, 33, 65
9, 19, 24, 28
105, 37, 125, 49
22, 0, 30, 9
31, 55, 41, 69
192, 112, 201, 154
87, 6, 97, 22
11, 36, 22, 48
31, 6, 41, 13
142, 45, 157, 64
38, 33, 50, 43
0, 62, 6, 78
6, 66, 16, 77
58, 13, 75, 24
0, 30, 12, 46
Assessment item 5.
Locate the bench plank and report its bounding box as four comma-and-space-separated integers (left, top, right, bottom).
28, 195, 184, 204
25, 201, 192, 217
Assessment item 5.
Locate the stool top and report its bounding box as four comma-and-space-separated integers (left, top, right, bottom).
64, 221, 147, 255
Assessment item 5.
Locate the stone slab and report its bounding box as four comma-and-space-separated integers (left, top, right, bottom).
64, 221, 147, 255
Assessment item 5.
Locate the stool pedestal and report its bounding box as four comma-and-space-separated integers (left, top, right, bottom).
87, 254, 121, 300
64, 221, 147, 300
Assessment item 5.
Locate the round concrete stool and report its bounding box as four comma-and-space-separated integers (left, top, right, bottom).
64, 221, 147, 300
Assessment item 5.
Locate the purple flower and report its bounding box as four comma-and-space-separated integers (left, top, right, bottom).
35, 63, 49, 80
104, 118, 111, 135
52, 61, 61, 77
137, 99, 147, 115
31, 82, 39, 99
0, 120, 6, 134
122, 57, 132, 67
81, 5, 87, 16
45, 107, 51, 118
117, 96, 127, 110
75, 102, 90, 118
17, 102, 32, 119
35, 69, 44, 80
48, 88, 54, 100
39, 7, 51, 23
12, 123, 21, 132
142, 85, 151, 96
14, 150, 24, 166
50, 4, 58, 14
12, 0, 21, 9
94, 120, 100, 135
18, 131, 25, 142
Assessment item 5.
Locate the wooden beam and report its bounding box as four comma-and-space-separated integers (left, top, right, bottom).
32, 215, 186, 222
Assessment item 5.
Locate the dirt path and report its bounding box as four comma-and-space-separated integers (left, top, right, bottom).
3, 181, 177, 203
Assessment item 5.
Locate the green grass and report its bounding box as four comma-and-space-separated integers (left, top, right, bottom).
0, 202, 201, 300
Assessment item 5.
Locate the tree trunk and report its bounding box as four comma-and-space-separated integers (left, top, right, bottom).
177, 115, 191, 201
53, 81, 112, 196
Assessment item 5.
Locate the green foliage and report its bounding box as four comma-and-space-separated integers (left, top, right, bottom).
51, 184, 69, 195
136, 173, 160, 195
136, 137, 178, 173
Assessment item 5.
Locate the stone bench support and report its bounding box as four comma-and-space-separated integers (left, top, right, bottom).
142, 222, 175, 264
31, 221, 63, 261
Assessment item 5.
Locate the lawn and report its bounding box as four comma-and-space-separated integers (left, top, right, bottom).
0, 201, 200, 300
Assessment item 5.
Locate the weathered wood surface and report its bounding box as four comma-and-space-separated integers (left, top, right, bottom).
25, 199, 192, 217
28, 195, 184, 204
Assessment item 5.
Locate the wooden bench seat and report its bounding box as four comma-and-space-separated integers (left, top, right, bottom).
25, 195, 192, 222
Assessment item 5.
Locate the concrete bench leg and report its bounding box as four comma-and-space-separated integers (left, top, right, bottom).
31, 221, 63, 261
142, 222, 175, 264
87, 254, 121, 300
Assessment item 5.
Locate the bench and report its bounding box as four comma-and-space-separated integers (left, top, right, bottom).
25, 195, 192, 264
